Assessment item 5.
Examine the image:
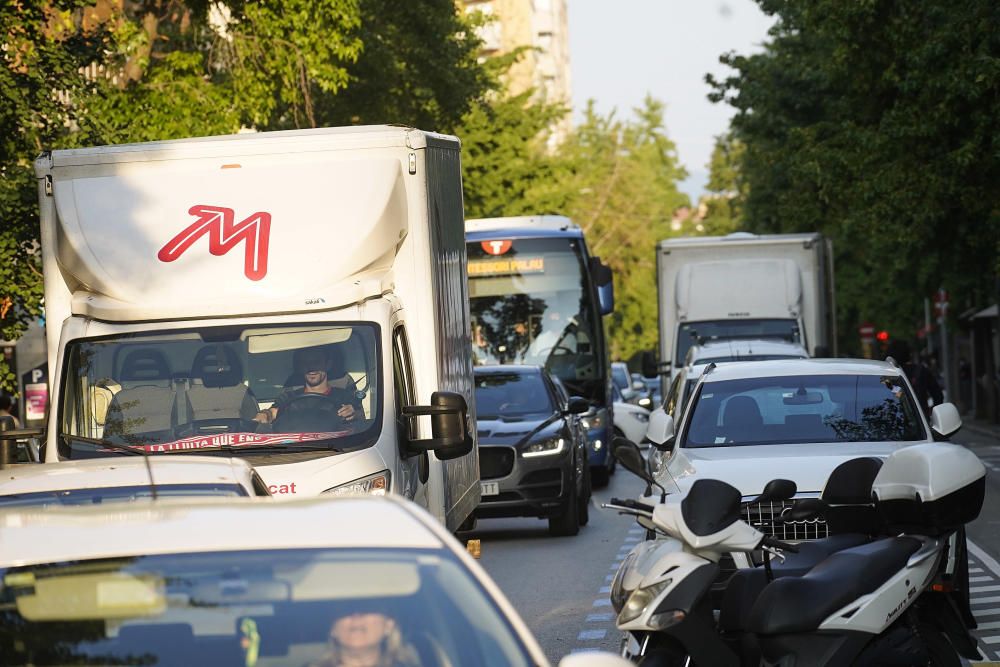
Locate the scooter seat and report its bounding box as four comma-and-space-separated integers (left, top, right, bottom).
748, 536, 922, 635
719, 533, 871, 633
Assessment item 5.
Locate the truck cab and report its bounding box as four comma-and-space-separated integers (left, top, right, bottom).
34, 126, 480, 531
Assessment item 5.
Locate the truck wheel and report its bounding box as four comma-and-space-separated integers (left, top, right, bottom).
549, 482, 580, 536
578, 463, 591, 526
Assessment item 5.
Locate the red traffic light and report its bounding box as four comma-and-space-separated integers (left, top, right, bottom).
876, 330, 890, 342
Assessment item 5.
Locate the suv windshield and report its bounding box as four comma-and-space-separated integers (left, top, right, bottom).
474, 373, 554, 418
59, 323, 380, 458
0, 548, 533, 667
684, 374, 925, 447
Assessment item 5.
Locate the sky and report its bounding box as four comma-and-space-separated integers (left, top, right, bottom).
568, 0, 775, 203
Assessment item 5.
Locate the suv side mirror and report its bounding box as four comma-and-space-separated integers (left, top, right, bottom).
645, 408, 674, 450
565, 397, 590, 415
929, 402, 962, 440
402, 392, 473, 460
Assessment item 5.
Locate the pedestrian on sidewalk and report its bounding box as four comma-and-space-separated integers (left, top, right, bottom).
886, 340, 943, 418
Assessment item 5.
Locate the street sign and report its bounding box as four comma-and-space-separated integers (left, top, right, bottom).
858, 322, 875, 344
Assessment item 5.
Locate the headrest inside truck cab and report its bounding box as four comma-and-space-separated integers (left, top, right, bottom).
192, 345, 244, 388
119, 349, 172, 383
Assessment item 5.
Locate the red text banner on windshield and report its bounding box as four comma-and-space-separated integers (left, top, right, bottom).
102, 431, 352, 454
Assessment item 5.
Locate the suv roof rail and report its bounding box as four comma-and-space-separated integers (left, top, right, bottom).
885, 356, 900, 369
702, 362, 718, 376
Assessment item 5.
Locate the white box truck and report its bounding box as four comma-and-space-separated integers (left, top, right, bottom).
654, 232, 836, 378
33, 125, 480, 531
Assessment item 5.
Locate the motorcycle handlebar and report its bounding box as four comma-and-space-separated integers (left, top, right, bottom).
609, 497, 655, 512
760, 535, 799, 553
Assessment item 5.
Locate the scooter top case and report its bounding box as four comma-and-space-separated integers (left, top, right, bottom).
873, 443, 986, 536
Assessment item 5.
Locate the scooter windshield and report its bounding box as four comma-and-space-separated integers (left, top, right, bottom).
57, 322, 381, 459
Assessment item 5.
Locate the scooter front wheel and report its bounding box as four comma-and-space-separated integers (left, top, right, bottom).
636, 635, 688, 667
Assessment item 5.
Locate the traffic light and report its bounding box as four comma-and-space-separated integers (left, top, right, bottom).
876, 330, 890, 342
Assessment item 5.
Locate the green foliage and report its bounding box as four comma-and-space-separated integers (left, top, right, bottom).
698, 133, 746, 235
709, 0, 1000, 352
0, 1, 109, 392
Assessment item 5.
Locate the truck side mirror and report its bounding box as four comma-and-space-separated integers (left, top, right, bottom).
641, 351, 658, 379
402, 392, 473, 460
589, 256, 614, 315
565, 397, 590, 415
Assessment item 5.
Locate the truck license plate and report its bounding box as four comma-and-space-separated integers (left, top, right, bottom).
481, 482, 500, 496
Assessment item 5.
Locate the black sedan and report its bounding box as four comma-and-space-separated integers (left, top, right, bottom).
473, 365, 591, 536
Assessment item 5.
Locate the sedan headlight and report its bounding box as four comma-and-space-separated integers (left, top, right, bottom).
522, 437, 565, 458
323, 471, 390, 496
619, 579, 672, 624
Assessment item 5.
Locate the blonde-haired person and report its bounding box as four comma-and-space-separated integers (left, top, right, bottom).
312, 610, 420, 667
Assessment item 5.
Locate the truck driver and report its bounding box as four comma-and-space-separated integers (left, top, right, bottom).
253, 347, 361, 429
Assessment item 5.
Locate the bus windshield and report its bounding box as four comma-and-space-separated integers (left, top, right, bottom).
58, 323, 381, 459
467, 237, 602, 396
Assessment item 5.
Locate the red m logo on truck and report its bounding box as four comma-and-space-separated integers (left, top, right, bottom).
158, 205, 271, 281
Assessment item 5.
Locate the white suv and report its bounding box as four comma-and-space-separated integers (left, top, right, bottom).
645, 358, 962, 544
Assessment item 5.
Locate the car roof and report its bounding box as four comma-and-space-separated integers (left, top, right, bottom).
0, 495, 444, 568
700, 358, 903, 382
0, 456, 254, 495
474, 365, 543, 376
690, 339, 809, 359
465, 216, 582, 241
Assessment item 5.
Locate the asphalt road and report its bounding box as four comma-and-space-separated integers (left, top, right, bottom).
468, 467, 647, 663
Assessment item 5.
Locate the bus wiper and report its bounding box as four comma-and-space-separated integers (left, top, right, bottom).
61, 434, 145, 456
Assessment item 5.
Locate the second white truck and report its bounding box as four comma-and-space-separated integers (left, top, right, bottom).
33, 125, 481, 531
654, 232, 836, 380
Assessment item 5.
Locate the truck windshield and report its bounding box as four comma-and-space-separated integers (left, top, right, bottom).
0, 548, 533, 667
467, 237, 603, 400
683, 374, 925, 448
58, 323, 381, 458
676, 319, 801, 366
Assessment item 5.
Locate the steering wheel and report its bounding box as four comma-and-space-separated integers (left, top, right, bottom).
271, 393, 347, 433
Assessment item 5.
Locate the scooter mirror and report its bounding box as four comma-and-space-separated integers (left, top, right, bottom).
756, 478, 797, 504
611, 437, 654, 485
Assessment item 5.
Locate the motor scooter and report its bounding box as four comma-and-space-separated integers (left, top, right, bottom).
606, 438, 985, 666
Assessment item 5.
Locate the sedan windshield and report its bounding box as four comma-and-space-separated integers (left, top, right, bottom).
0, 548, 532, 667
684, 374, 925, 447
0, 483, 248, 509
474, 373, 554, 418
58, 323, 380, 459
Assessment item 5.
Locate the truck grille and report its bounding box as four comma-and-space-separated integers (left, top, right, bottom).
479, 447, 515, 480
744, 499, 829, 541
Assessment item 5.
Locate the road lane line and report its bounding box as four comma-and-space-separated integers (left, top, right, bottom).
982, 636, 1000, 645
971, 596, 1000, 606
599, 586, 611, 593
971, 576, 993, 583
977, 621, 1000, 631
969, 541, 1000, 579
592, 599, 612, 607
578, 629, 607, 641
587, 613, 614, 623
972, 585, 1000, 593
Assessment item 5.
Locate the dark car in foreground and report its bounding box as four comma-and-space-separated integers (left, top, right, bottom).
473, 366, 591, 536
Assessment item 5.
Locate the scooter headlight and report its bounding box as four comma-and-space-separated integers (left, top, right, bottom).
609, 552, 637, 612
619, 579, 672, 624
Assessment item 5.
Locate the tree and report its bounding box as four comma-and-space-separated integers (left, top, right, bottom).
0, 1, 110, 390
709, 0, 1000, 351
697, 133, 746, 236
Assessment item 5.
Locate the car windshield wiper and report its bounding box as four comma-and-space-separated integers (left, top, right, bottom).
62, 434, 146, 456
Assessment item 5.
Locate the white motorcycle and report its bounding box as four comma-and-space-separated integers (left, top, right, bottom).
606, 438, 985, 666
